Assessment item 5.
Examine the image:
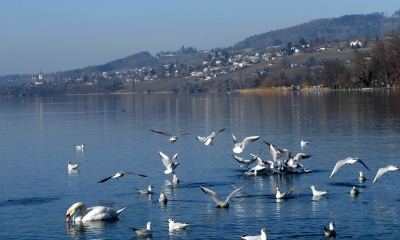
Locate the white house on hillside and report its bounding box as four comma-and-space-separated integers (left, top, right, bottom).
350, 40, 363, 47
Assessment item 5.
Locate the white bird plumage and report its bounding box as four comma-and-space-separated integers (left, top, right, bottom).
373, 165, 399, 183
358, 171, 366, 182
301, 140, 310, 146
66, 202, 125, 222
350, 186, 358, 195
238, 228, 269, 240
172, 172, 179, 184
135, 185, 154, 194
74, 144, 85, 150
167, 218, 190, 230
130, 222, 154, 236
276, 187, 293, 199
159, 192, 168, 203
159, 151, 179, 174
232, 134, 260, 153
97, 171, 148, 183
200, 186, 244, 208
324, 222, 336, 237
310, 186, 329, 197
330, 157, 371, 178
68, 162, 80, 170
196, 128, 225, 146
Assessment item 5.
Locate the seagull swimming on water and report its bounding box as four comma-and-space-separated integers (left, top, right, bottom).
74, 144, 85, 150
68, 162, 80, 170
150, 130, 192, 144
358, 171, 366, 182
159, 192, 168, 203
330, 157, 371, 178
311, 186, 329, 197
238, 228, 269, 240
196, 128, 225, 146
130, 222, 154, 236
301, 140, 311, 146
276, 187, 293, 199
172, 172, 179, 184
135, 185, 154, 194
199, 186, 244, 208
97, 171, 148, 183
232, 134, 260, 153
373, 165, 399, 183
324, 222, 336, 237
167, 218, 190, 230
350, 186, 358, 195
159, 151, 179, 174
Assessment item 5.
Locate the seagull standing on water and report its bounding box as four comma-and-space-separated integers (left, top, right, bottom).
324, 222, 336, 237
159, 151, 179, 174
97, 171, 148, 183
68, 162, 80, 170
276, 187, 293, 199
330, 157, 371, 178
373, 165, 399, 183
167, 218, 190, 230
199, 186, 244, 208
74, 144, 85, 150
238, 228, 269, 240
311, 186, 329, 197
150, 130, 192, 144
232, 134, 260, 153
196, 128, 225, 146
130, 222, 154, 236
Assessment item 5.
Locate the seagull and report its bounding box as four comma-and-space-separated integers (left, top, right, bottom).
150, 130, 192, 144
233, 149, 262, 168
276, 187, 293, 199
310, 186, 329, 197
232, 134, 260, 153
74, 144, 85, 150
135, 185, 154, 194
330, 157, 371, 178
264, 141, 281, 164
68, 162, 80, 170
238, 228, 269, 240
350, 186, 358, 195
199, 186, 244, 208
301, 140, 311, 146
130, 222, 154, 236
358, 171, 366, 182
97, 171, 148, 183
159, 192, 167, 203
159, 151, 179, 174
373, 165, 399, 183
167, 218, 190, 230
172, 172, 179, 184
196, 128, 225, 146
324, 222, 336, 237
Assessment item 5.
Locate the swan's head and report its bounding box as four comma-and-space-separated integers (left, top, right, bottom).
66, 202, 85, 222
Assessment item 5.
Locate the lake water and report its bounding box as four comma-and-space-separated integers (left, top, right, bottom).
0, 90, 399, 239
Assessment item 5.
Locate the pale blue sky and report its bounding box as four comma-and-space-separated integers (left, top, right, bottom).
0, 0, 398, 75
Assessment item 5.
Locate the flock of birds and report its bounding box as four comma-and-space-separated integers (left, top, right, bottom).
66, 130, 399, 239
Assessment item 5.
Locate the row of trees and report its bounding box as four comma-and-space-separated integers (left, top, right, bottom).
260, 33, 400, 89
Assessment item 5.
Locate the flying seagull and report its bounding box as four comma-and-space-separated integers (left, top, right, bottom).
199, 186, 244, 208
330, 157, 371, 178
373, 165, 399, 183
196, 128, 226, 146
159, 151, 179, 174
150, 130, 192, 144
233, 149, 262, 168
97, 171, 148, 183
232, 134, 260, 153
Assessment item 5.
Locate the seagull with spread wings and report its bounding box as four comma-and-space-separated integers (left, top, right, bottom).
232, 134, 260, 153
330, 157, 371, 178
150, 130, 192, 144
196, 128, 225, 146
159, 151, 179, 174
97, 171, 148, 183
373, 165, 399, 183
199, 186, 244, 208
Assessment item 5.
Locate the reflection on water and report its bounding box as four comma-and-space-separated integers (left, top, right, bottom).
66, 221, 111, 238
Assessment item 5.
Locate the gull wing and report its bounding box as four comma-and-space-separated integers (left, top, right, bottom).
265, 141, 280, 162
233, 155, 246, 164
213, 128, 226, 136
159, 151, 172, 169
353, 158, 371, 172
200, 186, 224, 205
241, 136, 260, 149
178, 132, 192, 136
330, 159, 348, 178
150, 130, 171, 137
293, 153, 312, 162
172, 153, 178, 163
373, 165, 399, 183
97, 175, 112, 183
225, 186, 244, 202
196, 136, 208, 142
131, 172, 148, 178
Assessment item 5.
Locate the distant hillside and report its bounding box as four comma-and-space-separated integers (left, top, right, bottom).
234, 13, 400, 50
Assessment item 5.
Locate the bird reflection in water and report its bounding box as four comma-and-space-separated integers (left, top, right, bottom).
66, 221, 111, 238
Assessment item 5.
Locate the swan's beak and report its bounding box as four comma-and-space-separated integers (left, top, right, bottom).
66, 214, 71, 222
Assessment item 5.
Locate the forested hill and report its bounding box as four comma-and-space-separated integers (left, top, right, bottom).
234, 13, 400, 50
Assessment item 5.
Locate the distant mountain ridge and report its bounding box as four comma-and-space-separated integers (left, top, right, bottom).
233, 13, 400, 50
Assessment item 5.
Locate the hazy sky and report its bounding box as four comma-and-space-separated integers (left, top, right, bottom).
0, 0, 398, 75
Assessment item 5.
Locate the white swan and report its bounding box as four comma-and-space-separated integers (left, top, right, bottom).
66, 202, 126, 222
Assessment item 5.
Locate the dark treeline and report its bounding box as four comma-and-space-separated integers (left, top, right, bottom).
261, 33, 400, 89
